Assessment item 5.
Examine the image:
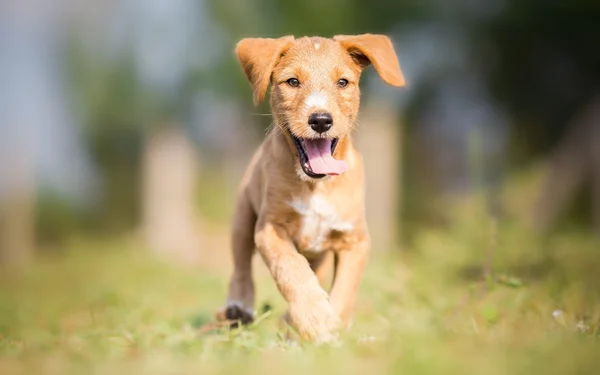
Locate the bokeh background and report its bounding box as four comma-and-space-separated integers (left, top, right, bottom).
1, 0, 600, 373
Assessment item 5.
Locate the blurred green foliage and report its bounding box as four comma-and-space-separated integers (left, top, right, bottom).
485, 0, 600, 157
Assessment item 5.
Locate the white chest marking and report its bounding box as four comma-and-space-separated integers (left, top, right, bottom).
304, 92, 328, 110
289, 194, 353, 251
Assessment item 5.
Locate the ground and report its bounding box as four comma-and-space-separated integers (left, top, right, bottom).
1, 170, 600, 374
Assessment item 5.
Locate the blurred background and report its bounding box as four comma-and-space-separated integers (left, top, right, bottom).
2, 1, 600, 372
0, 0, 599, 265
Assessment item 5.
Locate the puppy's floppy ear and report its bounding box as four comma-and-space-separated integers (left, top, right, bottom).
235, 36, 294, 105
334, 34, 405, 87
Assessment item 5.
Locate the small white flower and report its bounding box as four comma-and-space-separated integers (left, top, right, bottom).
576, 321, 590, 332
358, 334, 376, 344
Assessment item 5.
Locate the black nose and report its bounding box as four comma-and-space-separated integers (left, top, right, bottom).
308, 112, 333, 134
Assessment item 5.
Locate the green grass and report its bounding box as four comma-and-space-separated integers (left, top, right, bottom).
2, 198, 600, 374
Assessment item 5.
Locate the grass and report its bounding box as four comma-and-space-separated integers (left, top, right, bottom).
2, 177, 600, 374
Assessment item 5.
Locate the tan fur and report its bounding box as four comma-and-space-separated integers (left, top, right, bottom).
218, 34, 405, 342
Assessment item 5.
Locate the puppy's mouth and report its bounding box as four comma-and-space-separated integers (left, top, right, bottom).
290, 132, 348, 178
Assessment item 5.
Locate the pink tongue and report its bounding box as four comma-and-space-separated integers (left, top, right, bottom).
302, 139, 348, 175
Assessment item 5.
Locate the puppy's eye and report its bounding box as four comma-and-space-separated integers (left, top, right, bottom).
286, 78, 300, 87
337, 78, 349, 88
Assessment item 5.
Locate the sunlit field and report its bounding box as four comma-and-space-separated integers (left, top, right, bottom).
1, 169, 599, 375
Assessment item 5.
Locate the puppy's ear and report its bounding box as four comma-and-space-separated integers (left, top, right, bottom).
334, 34, 405, 87
235, 36, 294, 105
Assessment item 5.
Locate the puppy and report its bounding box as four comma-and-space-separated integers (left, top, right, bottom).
218, 34, 405, 342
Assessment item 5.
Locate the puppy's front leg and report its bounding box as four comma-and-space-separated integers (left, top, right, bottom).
255, 221, 340, 342
329, 232, 370, 327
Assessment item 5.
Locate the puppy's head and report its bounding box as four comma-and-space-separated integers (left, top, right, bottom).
236, 34, 405, 180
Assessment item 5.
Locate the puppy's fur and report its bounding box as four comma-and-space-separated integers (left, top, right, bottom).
217, 34, 404, 342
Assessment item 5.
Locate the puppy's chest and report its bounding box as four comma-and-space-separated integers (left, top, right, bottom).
288, 194, 354, 253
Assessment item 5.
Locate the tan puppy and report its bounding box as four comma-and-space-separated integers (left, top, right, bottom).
218, 34, 405, 342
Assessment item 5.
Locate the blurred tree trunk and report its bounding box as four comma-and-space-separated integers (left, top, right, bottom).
0, 143, 35, 266
141, 125, 203, 264
533, 96, 600, 235
590, 100, 600, 236
355, 101, 402, 252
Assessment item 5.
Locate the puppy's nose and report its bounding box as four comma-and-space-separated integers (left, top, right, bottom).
308, 112, 333, 134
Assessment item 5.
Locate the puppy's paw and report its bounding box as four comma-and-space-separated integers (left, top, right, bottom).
216, 303, 254, 327
289, 296, 341, 343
